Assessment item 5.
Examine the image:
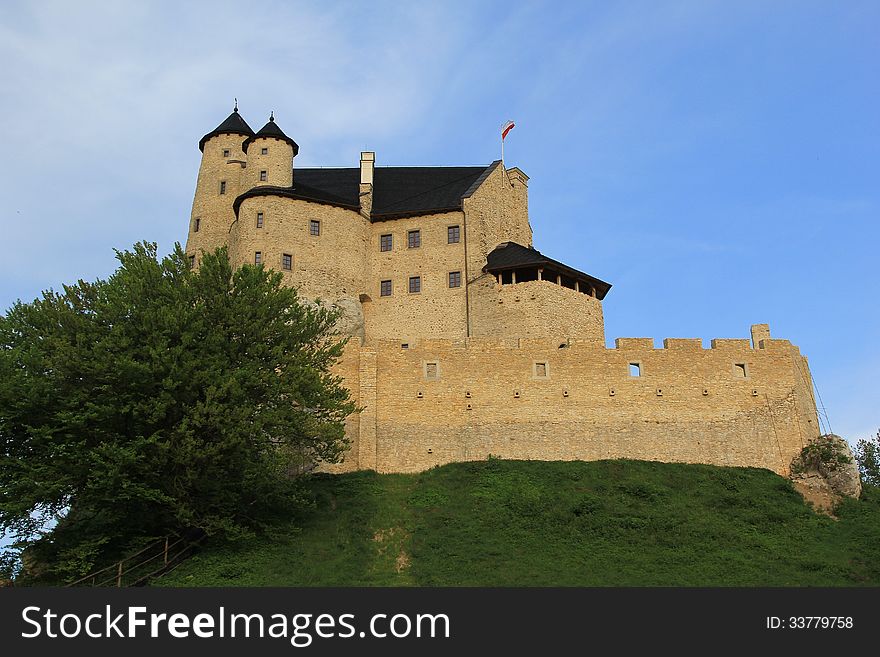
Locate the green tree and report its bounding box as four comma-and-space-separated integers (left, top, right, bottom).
0, 243, 355, 581
855, 430, 880, 488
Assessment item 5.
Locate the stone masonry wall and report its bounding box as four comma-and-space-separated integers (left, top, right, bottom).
186, 133, 250, 265
469, 274, 605, 341
244, 137, 293, 189
462, 163, 533, 281
329, 329, 820, 476
231, 196, 370, 302
365, 211, 468, 341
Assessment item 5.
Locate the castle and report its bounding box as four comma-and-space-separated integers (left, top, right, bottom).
185, 105, 821, 475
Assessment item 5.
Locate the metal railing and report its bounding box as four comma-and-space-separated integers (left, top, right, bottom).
65, 532, 205, 587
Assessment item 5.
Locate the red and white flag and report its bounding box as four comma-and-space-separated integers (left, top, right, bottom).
501, 120, 515, 140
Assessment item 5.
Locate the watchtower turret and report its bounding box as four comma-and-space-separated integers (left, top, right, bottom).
242, 112, 298, 189
186, 102, 254, 264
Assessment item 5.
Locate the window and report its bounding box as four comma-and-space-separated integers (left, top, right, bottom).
254, 251, 262, 265
188, 255, 195, 269
408, 229, 421, 249
448, 271, 462, 288
734, 363, 747, 378
261, 147, 268, 155
259, 170, 267, 182
534, 362, 548, 378
409, 276, 421, 293
282, 253, 292, 271
256, 212, 264, 228
380, 280, 392, 297
193, 217, 200, 232
310, 220, 320, 236
222, 149, 230, 158
629, 362, 641, 377
380, 234, 393, 252
425, 362, 439, 381
219, 180, 226, 194
448, 225, 460, 243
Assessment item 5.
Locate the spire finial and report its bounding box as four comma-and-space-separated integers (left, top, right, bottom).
234, 97, 238, 112
269, 111, 275, 122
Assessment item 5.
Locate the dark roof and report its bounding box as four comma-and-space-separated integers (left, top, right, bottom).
233, 164, 492, 220
485, 241, 612, 299
198, 109, 255, 152
243, 115, 300, 155
371, 166, 488, 219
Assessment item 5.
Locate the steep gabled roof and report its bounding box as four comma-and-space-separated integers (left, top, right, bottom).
233, 164, 492, 220
198, 109, 255, 151
371, 166, 489, 219
243, 114, 300, 155
485, 241, 612, 299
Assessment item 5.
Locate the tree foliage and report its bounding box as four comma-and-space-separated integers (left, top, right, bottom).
855, 431, 880, 488
0, 243, 355, 580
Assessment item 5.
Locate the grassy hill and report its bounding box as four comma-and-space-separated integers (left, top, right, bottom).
156, 459, 880, 587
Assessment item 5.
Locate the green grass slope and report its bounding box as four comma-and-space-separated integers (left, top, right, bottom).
157, 459, 880, 587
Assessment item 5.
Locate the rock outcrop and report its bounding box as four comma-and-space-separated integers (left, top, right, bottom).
790, 434, 861, 513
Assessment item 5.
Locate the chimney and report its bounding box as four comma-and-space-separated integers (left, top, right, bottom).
359, 151, 375, 219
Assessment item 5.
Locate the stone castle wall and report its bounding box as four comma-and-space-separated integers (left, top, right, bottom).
231, 196, 370, 301
187, 134, 250, 266
365, 211, 468, 340
328, 329, 819, 475
469, 275, 606, 341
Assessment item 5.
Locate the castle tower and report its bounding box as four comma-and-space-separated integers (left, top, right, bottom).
242, 112, 298, 189
186, 103, 254, 264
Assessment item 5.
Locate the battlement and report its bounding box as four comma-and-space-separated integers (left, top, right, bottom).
371, 324, 798, 355
325, 322, 820, 476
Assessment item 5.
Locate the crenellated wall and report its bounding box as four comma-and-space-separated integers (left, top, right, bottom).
326, 326, 820, 476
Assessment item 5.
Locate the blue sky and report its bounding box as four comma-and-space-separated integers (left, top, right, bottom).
0, 0, 877, 442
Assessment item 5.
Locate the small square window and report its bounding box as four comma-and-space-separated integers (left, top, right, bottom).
259, 170, 267, 182
380, 280, 392, 297
629, 362, 641, 377
282, 253, 292, 271
409, 276, 421, 293
448, 225, 460, 243
734, 363, 747, 378
219, 180, 226, 194
408, 230, 421, 249
448, 271, 462, 288
425, 362, 439, 381
193, 217, 200, 232
256, 212, 264, 228
222, 149, 230, 158
380, 234, 393, 252
261, 147, 268, 155
188, 255, 195, 269
310, 220, 320, 236
254, 251, 262, 265
534, 362, 548, 378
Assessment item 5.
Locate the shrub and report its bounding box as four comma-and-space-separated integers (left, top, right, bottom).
854, 431, 880, 487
